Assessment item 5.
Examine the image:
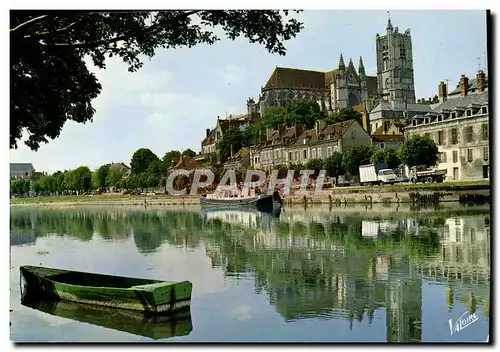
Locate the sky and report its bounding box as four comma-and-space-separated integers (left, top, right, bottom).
9, 10, 489, 174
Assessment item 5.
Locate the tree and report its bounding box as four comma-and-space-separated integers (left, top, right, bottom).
163, 150, 181, 168
11, 11, 303, 151
398, 135, 439, 168
260, 106, 289, 129
305, 158, 324, 178
72, 166, 92, 192
130, 148, 159, 174
326, 108, 363, 125
324, 152, 344, 183
370, 148, 401, 169
218, 127, 243, 163
341, 144, 374, 176
94, 164, 110, 189
182, 148, 196, 158
285, 99, 326, 128
105, 168, 123, 188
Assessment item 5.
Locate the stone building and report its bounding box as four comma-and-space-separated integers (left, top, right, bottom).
223, 147, 250, 170
199, 99, 260, 164
405, 71, 489, 181
250, 119, 371, 173
367, 19, 433, 134
10, 163, 35, 179
258, 56, 378, 115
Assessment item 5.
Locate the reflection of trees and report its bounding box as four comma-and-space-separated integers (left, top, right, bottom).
10, 207, 490, 342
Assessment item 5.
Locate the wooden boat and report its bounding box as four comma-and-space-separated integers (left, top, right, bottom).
21, 293, 192, 340
200, 185, 282, 212
19, 265, 192, 316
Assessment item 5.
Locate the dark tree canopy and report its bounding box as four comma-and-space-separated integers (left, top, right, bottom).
341, 144, 374, 176
398, 135, 439, 168
10, 10, 303, 150
370, 148, 401, 169
326, 108, 363, 126
324, 152, 344, 180
130, 148, 159, 174
182, 148, 197, 158
163, 150, 181, 167
218, 127, 243, 163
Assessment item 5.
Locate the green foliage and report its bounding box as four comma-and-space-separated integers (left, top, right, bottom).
11, 11, 303, 151
341, 144, 374, 176
130, 148, 159, 174
182, 148, 197, 158
105, 168, 123, 188
305, 158, 324, 177
10, 178, 30, 196
326, 108, 363, 125
370, 148, 401, 169
241, 124, 261, 147
71, 166, 92, 191
286, 99, 326, 128
324, 152, 345, 180
94, 164, 110, 189
398, 135, 439, 168
218, 127, 243, 163
163, 150, 181, 168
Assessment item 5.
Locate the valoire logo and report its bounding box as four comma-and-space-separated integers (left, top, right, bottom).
449, 311, 479, 336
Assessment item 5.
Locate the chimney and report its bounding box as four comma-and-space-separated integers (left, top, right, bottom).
206, 128, 210, 138
278, 124, 286, 137
438, 81, 447, 103
315, 120, 325, 135
266, 127, 274, 140
476, 70, 486, 93
295, 124, 305, 137
459, 74, 469, 97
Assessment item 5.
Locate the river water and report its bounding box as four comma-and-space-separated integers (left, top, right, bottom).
10, 204, 490, 343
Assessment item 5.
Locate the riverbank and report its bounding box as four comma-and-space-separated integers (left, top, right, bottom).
10, 180, 490, 207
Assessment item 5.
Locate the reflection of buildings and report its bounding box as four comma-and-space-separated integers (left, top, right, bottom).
413, 216, 490, 285
386, 257, 422, 342
362, 220, 399, 238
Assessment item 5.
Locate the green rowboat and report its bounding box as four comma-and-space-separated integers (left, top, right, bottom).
20, 265, 193, 315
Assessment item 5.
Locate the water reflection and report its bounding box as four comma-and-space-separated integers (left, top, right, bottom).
21, 293, 192, 340
10, 204, 490, 343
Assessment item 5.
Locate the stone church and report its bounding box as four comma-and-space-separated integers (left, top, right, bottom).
258, 19, 419, 123
259, 55, 378, 114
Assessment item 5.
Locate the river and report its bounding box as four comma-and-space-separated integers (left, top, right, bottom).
9, 203, 490, 343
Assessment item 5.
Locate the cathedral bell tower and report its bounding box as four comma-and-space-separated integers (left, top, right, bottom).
376, 18, 416, 107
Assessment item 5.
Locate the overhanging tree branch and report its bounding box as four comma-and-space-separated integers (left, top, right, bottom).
10, 15, 49, 32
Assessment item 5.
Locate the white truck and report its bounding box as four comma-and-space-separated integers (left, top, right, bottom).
359, 163, 398, 186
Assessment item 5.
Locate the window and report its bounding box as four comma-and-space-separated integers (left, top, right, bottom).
482, 124, 488, 140
453, 167, 459, 180
451, 112, 456, 119
425, 118, 429, 124
317, 148, 322, 158
412, 120, 416, 126
380, 142, 385, 149
438, 115, 443, 122
303, 149, 308, 160
451, 128, 458, 144
351, 131, 356, 139
295, 151, 299, 161
467, 148, 473, 162
437, 131, 444, 145
483, 146, 489, 161
327, 147, 332, 157
464, 126, 473, 142
289, 152, 293, 162
439, 152, 447, 163
312, 149, 316, 159
466, 109, 472, 117
481, 106, 488, 114
453, 150, 458, 163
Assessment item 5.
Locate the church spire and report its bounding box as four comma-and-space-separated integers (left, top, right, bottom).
358, 56, 366, 78
386, 12, 393, 30
338, 53, 345, 71
348, 57, 355, 71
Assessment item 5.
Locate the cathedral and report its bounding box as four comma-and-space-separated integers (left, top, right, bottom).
258, 19, 417, 118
